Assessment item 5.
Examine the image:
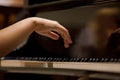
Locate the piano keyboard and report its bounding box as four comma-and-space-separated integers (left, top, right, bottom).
1, 57, 120, 62
1, 57, 120, 73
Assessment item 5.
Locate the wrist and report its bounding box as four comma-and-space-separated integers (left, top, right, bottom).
24, 17, 39, 31
30, 17, 43, 30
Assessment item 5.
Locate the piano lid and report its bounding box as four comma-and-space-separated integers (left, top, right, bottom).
24, 0, 120, 12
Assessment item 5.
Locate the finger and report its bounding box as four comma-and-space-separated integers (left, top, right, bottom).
40, 31, 59, 40
64, 39, 70, 48
56, 27, 72, 48
58, 25, 72, 43
53, 24, 72, 48
49, 32, 59, 40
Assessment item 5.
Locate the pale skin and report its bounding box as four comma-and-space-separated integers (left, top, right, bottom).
0, 17, 72, 57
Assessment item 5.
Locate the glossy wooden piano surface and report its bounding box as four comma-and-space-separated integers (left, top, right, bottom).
0, 60, 120, 74
0, 59, 120, 80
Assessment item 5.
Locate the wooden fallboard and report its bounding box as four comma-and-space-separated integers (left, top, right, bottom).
0, 60, 120, 74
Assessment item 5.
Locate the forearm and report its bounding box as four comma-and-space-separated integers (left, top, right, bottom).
0, 18, 36, 56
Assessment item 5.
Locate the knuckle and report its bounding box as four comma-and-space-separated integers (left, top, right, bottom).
53, 22, 60, 28
64, 28, 69, 33
53, 21, 59, 25
54, 21, 59, 23
66, 29, 69, 32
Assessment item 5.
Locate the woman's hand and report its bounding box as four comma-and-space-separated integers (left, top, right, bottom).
0, 17, 72, 56
33, 17, 72, 48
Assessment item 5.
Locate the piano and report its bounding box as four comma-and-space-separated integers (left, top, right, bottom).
0, 57, 120, 80
1, 0, 120, 80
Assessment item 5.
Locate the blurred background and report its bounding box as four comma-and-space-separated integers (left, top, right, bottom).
0, 0, 23, 29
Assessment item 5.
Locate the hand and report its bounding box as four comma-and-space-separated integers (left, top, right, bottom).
33, 17, 72, 48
